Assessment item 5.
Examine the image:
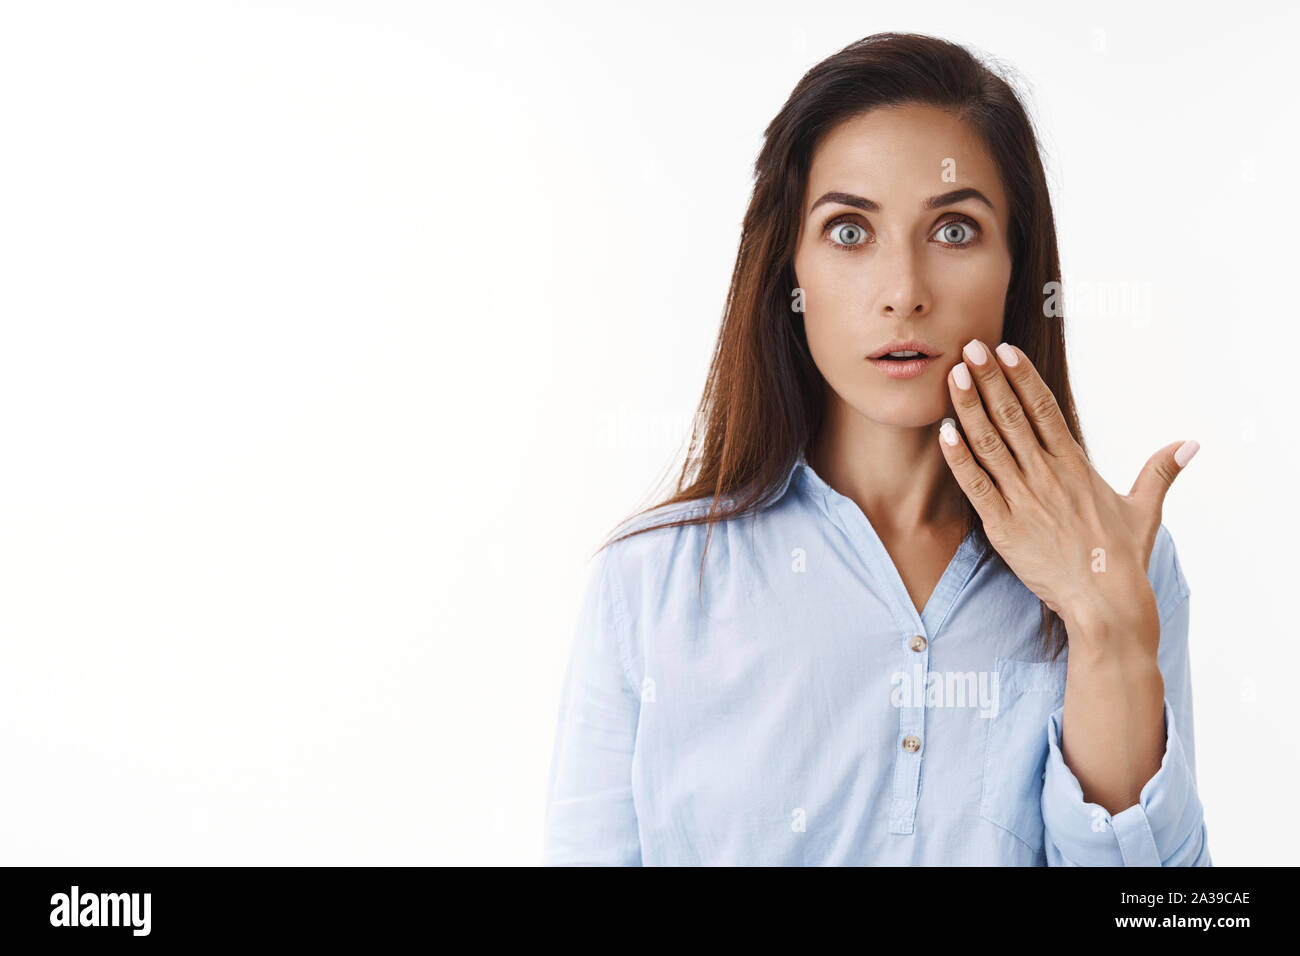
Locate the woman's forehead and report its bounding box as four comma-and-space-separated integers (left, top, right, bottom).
804, 109, 1007, 219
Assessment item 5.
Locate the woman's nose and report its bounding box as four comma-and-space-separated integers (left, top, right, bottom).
874, 243, 930, 315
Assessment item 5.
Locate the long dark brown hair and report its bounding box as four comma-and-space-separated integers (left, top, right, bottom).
598, 32, 1086, 661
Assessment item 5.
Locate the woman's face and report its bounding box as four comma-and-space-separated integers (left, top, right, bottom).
793, 104, 1013, 429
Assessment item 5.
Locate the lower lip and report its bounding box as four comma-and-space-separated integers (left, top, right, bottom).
868, 355, 939, 379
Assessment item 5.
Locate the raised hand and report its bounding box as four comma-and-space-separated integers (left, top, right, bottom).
937, 338, 1199, 653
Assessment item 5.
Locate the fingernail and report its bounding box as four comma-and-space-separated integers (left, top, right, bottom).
963, 339, 987, 365
952, 363, 972, 389
1174, 440, 1200, 467
995, 342, 1019, 366
940, 418, 959, 446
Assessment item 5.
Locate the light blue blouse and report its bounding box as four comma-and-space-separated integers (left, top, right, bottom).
543, 447, 1211, 865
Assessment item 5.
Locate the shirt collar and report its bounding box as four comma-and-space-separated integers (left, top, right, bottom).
751, 442, 815, 512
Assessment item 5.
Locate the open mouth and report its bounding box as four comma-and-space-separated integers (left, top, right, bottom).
866, 349, 940, 379
867, 340, 941, 361
875, 351, 928, 361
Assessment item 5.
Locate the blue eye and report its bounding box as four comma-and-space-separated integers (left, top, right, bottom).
933, 218, 980, 246
827, 221, 867, 249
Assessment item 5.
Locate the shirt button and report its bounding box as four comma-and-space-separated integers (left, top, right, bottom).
902, 734, 922, 753
909, 634, 927, 652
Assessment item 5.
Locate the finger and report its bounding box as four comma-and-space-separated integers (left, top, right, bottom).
989, 342, 1078, 458
960, 338, 1045, 468
938, 416, 1011, 526
948, 355, 1029, 498
1128, 439, 1199, 511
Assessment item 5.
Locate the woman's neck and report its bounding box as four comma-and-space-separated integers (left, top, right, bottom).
808, 398, 965, 537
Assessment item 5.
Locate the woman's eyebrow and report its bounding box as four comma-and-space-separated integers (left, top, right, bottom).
807, 187, 995, 218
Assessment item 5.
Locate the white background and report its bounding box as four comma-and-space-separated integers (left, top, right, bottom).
0, 0, 1293, 865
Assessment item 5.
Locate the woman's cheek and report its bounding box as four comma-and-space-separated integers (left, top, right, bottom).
804, 315, 857, 388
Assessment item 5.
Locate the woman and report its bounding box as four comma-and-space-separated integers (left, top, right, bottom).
543, 32, 1210, 866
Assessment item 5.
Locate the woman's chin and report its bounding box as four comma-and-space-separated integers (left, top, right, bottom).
849, 393, 950, 430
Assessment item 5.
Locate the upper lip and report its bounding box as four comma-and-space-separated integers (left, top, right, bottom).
867, 339, 942, 360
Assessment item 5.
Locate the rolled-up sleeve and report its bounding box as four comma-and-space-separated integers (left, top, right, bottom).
542, 544, 643, 866
1041, 575, 1211, 866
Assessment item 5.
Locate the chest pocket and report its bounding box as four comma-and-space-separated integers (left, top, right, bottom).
979, 656, 1069, 852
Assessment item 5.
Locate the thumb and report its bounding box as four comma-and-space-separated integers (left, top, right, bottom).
1128, 439, 1200, 509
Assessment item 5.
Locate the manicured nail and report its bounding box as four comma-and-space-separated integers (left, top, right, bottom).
940, 418, 959, 446
952, 363, 972, 389
963, 339, 987, 365
1174, 440, 1200, 467
995, 342, 1019, 366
